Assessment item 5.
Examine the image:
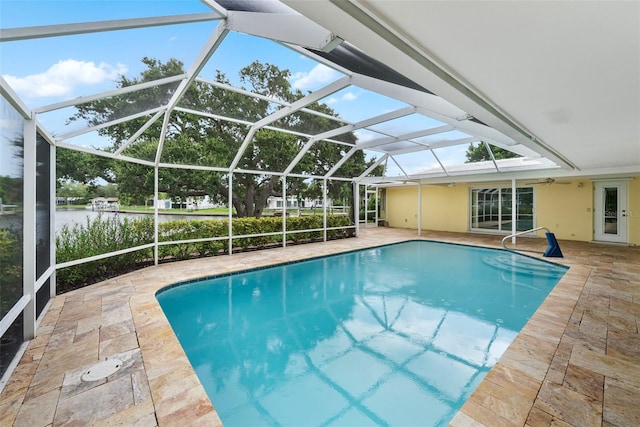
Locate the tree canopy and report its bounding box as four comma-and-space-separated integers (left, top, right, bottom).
60, 58, 379, 216
465, 142, 520, 163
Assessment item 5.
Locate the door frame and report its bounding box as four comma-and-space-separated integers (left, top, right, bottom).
593, 180, 628, 243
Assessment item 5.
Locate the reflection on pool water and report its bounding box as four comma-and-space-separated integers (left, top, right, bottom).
157, 240, 567, 426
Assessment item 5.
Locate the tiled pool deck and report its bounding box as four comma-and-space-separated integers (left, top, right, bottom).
0, 228, 638, 426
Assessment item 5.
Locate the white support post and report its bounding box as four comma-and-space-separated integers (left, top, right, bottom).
417, 183, 422, 236
282, 177, 287, 248
512, 178, 517, 244
362, 186, 367, 226
153, 166, 159, 265
23, 117, 36, 340
49, 139, 56, 299
228, 174, 233, 255
323, 179, 327, 242
354, 181, 360, 237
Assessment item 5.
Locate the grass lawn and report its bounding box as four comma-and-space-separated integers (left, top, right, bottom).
120, 205, 232, 215
56, 204, 348, 217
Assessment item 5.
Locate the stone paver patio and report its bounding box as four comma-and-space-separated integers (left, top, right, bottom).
0, 228, 638, 426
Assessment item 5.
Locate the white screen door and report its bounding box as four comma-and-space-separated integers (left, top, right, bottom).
594, 181, 628, 243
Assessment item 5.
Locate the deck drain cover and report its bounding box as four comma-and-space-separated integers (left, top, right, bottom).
81, 359, 123, 382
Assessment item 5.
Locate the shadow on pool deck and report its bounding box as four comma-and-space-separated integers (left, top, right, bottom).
0, 228, 639, 426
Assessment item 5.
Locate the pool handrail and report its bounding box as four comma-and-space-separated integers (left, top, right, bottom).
501, 226, 550, 250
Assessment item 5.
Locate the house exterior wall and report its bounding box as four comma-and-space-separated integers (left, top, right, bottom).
386, 186, 419, 229
536, 180, 593, 241
385, 175, 640, 245
628, 177, 640, 245
421, 185, 468, 233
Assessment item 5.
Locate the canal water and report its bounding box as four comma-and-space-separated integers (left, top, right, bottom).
55, 209, 225, 234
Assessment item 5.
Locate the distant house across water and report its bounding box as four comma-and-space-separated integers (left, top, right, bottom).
87, 197, 119, 211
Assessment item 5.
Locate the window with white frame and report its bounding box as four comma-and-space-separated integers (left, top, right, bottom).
470, 187, 535, 232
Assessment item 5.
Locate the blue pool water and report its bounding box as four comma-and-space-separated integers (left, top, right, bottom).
157, 240, 567, 427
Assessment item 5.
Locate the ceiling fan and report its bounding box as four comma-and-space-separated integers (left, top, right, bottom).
524, 178, 571, 185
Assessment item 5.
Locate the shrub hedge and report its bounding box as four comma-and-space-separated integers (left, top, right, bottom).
0, 228, 23, 316
56, 214, 354, 293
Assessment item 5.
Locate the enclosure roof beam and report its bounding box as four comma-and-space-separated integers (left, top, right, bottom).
0, 76, 30, 119
429, 149, 449, 177
353, 73, 467, 120
57, 141, 155, 167
35, 74, 187, 114
0, 13, 221, 42
173, 106, 254, 127
282, 138, 317, 177
234, 76, 348, 175
173, 106, 352, 145
150, 21, 229, 166
385, 136, 478, 156
196, 76, 289, 105
56, 106, 166, 141
199, 0, 229, 18
417, 136, 478, 151
195, 77, 350, 124
254, 76, 351, 129
165, 23, 229, 114
228, 128, 259, 172
283, 105, 416, 157
356, 124, 454, 150
351, 106, 416, 130
390, 156, 410, 179
154, 111, 172, 165
356, 153, 389, 183
114, 110, 166, 156
324, 146, 358, 179
315, 105, 416, 143
226, 11, 342, 52
414, 107, 516, 148
485, 141, 500, 173
158, 162, 229, 173
353, 72, 523, 148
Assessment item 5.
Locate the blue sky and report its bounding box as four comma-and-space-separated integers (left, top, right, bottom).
0, 0, 472, 176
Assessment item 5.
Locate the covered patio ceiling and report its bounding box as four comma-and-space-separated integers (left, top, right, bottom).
283, 0, 640, 184
2, 0, 638, 186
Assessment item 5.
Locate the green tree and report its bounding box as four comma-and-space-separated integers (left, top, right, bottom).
68, 58, 379, 217
56, 147, 115, 187
465, 142, 520, 163
0, 176, 22, 206
57, 180, 88, 203
93, 183, 119, 198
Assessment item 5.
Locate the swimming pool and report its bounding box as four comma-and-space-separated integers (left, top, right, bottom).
157, 240, 567, 426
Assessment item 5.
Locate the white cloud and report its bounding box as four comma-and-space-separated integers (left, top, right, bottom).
0, 118, 22, 131
319, 91, 357, 108
291, 64, 339, 91
2, 59, 128, 99
354, 130, 376, 143
341, 92, 357, 101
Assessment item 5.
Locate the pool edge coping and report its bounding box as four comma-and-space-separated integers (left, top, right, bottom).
450, 263, 590, 426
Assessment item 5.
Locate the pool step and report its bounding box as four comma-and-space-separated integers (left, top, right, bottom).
483, 254, 565, 278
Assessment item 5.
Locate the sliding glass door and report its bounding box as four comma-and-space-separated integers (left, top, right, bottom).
470, 187, 534, 232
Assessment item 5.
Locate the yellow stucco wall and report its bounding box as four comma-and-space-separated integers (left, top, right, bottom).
386, 184, 468, 232
386, 186, 419, 229
421, 185, 469, 232
536, 180, 593, 241
385, 175, 640, 245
